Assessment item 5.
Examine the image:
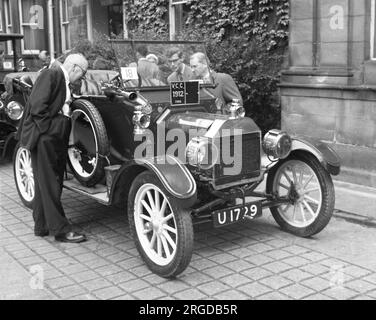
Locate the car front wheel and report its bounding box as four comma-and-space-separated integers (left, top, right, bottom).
128, 171, 194, 278
266, 152, 335, 237
13, 143, 34, 209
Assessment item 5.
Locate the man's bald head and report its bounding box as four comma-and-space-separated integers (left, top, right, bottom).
63, 53, 88, 70
63, 53, 89, 84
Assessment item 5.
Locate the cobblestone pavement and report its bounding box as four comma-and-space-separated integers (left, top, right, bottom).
1, 161, 376, 300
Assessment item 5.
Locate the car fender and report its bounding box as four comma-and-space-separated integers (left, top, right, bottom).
290, 135, 341, 175
111, 155, 197, 208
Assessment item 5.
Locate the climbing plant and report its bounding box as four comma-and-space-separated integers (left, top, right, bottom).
126, 0, 289, 46
96, 0, 290, 132
125, 0, 169, 38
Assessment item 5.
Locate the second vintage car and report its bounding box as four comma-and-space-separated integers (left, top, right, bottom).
10, 40, 340, 278
0, 33, 33, 161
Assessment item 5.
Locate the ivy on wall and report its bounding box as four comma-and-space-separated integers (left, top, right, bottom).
125, 0, 169, 37
126, 0, 289, 46
125, 0, 289, 132
86, 0, 288, 132
185, 0, 289, 49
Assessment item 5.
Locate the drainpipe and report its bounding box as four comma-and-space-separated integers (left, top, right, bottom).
87, 0, 93, 42
47, 0, 55, 57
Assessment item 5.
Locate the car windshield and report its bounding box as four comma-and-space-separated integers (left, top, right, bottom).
110, 40, 213, 88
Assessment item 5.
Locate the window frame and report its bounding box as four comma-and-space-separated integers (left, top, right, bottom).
60, 0, 70, 52
18, 0, 47, 55
371, 0, 376, 60
169, 0, 189, 40
59, 0, 92, 51
4, 0, 12, 53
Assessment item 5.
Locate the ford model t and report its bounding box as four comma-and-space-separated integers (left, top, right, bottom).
11, 40, 340, 278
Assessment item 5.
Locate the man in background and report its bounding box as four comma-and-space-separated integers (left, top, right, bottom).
38, 50, 55, 71
166, 47, 193, 83
189, 52, 243, 110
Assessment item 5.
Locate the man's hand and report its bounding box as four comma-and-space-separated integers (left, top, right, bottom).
61, 100, 72, 117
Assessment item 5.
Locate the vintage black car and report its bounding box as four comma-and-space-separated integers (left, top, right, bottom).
11, 40, 340, 278
0, 33, 29, 160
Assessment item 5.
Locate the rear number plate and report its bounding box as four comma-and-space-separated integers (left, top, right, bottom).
212, 201, 262, 228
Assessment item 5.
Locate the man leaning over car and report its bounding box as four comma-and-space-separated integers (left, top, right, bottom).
17, 53, 88, 243
189, 52, 243, 110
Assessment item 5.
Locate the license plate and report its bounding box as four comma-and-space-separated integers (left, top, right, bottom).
212, 201, 262, 228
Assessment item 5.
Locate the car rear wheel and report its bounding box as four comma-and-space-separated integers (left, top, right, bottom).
13, 143, 34, 209
128, 171, 194, 278
266, 152, 335, 237
67, 99, 109, 187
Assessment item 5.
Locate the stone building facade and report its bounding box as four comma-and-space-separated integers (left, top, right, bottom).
0, 0, 186, 69
281, 0, 376, 187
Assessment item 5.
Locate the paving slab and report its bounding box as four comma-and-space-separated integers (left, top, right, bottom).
0, 248, 56, 300
2, 161, 376, 300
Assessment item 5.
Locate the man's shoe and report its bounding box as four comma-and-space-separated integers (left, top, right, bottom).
55, 231, 87, 243
35, 230, 49, 237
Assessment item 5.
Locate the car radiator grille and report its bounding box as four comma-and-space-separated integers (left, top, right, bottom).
213, 132, 261, 187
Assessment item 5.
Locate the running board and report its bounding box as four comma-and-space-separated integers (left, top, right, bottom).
63, 178, 110, 205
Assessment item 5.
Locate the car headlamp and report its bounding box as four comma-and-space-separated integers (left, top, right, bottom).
185, 136, 218, 170
262, 129, 292, 159
225, 99, 245, 119
141, 103, 152, 115
6, 101, 24, 120
133, 104, 150, 134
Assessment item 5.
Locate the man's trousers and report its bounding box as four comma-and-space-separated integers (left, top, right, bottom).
31, 115, 72, 236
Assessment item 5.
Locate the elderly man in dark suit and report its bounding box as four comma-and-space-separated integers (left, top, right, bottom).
167, 47, 193, 83
17, 53, 88, 243
189, 52, 243, 110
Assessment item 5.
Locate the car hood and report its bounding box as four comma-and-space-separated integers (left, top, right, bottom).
165, 112, 261, 138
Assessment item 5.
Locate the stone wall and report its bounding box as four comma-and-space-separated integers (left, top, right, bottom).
281, 0, 376, 187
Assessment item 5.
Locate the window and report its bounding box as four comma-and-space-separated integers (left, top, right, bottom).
0, 8, 3, 32
18, 0, 47, 54
173, 3, 190, 37
60, 0, 70, 52
169, 0, 189, 40
4, 0, 13, 53
108, 4, 123, 37
60, 0, 92, 51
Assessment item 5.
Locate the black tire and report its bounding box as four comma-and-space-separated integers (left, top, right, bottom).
67, 99, 109, 187
266, 152, 335, 237
13, 143, 34, 209
128, 171, 194, 278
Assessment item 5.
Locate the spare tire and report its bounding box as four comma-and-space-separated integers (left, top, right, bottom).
67, 99, 109, 187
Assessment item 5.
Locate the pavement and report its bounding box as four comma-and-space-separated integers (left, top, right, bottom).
1, 161, 376, 301
333, 179, 376, 223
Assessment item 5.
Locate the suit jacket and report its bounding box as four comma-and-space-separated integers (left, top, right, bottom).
17, 67, 67, 150
207, 71, 243, 107
167, 64, 193, 83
